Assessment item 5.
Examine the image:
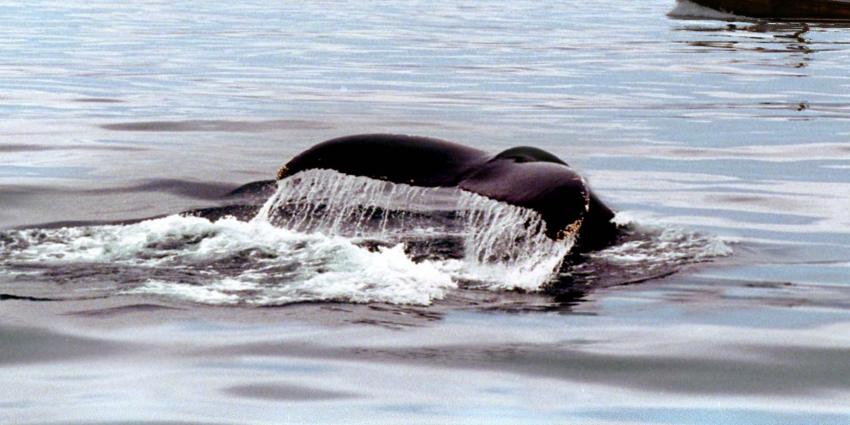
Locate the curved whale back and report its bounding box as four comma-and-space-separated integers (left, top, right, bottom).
279, 134, 490, 187
458, 159, 589, 239
492, 146, 568, 165
278, 134, 618, 248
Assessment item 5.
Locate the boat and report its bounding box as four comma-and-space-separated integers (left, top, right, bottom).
687, 0, 850, 20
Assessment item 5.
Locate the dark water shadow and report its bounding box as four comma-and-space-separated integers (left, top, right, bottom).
0, 293, 56, 302
4, 178, 248, 230
3, 178, 242, 205
223, 383, 356, 401
32, 422, 235, 425
0, 326, 124, 365
200, 338, 850, 397
101, 119, 334, 132
0, 144, 145, 153
65, 303, 184, 318
73, 97, 125, 103
83, 179, 242, 200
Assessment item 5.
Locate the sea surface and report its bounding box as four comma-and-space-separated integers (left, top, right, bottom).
2, 1, 850, 424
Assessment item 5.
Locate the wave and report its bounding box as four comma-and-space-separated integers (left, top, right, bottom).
1, 215, 455, 305
0, 170, 731, 306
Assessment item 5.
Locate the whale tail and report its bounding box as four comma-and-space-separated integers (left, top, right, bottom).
277, 134, 619, 250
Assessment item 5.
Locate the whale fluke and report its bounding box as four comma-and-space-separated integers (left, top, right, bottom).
278, 134, 618, 249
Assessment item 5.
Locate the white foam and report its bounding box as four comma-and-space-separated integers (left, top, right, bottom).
2, 215, 456, 306
128, 243, 454, 306
594, 213, 733, 270
7, 214, 302, 264
668, 0, 742, 20
255, 244, 453, 305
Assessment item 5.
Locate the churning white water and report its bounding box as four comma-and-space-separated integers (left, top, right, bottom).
0, 170, 730, 306
0, 215, 456, 305
0, 170, 581, 305
254, 169, 577, 291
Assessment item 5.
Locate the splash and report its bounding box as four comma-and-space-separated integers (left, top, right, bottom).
0, 215, 455, 306
455, 192, 576, 290
0, 173, 733, 306
255, 169, 441, 238
255, 169, 575, 290
0, 170, 577, 306
555, 212, 735, 289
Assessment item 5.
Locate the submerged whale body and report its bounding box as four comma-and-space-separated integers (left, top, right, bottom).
681, 0, 850, 20
277, 134, 619, 250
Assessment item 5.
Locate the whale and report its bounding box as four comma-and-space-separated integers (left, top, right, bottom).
276, 134, 619, 250
681, 0, 850, 20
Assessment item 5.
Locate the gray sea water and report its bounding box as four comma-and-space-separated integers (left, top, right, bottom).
2, 1, 850, 423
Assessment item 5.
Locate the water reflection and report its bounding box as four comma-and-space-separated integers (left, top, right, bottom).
675, 21, 816, 69
661, 18, 850, 130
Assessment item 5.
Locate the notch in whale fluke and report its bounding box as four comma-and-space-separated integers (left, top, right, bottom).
277, 134, 618, 250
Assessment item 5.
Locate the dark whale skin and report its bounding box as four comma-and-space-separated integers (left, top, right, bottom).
686, 0, 850, 21
278, 134, 618, 250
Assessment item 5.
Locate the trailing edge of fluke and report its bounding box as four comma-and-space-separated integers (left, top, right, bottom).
277, 134, 619, 251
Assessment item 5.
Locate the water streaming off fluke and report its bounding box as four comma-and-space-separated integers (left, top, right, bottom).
456, 192, 575, 290
256, 169, 449, 238
255, 169, 577, 291
0, 170, 579, 306
0, 170, 730, 306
